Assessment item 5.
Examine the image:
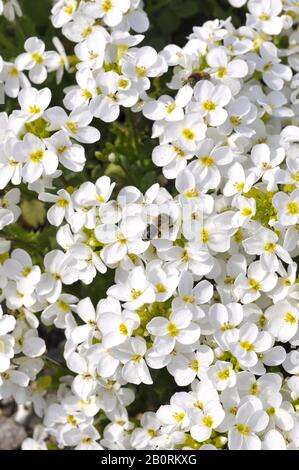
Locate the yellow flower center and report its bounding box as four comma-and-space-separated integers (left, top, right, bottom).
267, 407, 276, 416
31, 53, 44, 64
30, 150, 44, 163
201, 228, 209, 243
119, 323, 128, 336
82, 89, 92, 100
230, 115, 242, 126
202, 415, 214, 428
287, 201, 299, 215
190, 359, 199, 372
284, 311, 297, 324
67, 121, 78, 134
58, 300, 69, 312
166, 103, 176, 114
22, 266, 32, 277
241, 207, 253, 216
132, 354, 142, 363
234, 182, 245, 192
135, 66, 147, 78
182, 128, 195, 141
249, 278, 261, 291
29, 105, 41, 114
217, 67, 227, 79
201, 155, 214, 167
182, 295, 195, 304
291, 172, 299, 183
264, 242, 277, 253
82, 26, 93, 38
240, 340, 254, 352
237, 424, 251, 436
102, 0, 113, 13
57, 198, 69, 208
9, 67, 18, 77
118, 79, 129, 88
130, 288, 142, 300
218, 368, 231, 380
64, 3, 74, 15
185, 188, 199, 198
259, 13, 270, 21
167, 322, 179, 337
220, 322, 235, 332
203, 100, 216, 111
173, 412, 185, 423
156, 283, 167, 293
67, 415, 78, 427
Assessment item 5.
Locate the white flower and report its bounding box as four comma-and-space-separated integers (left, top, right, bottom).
90, 0, 130, 27
41, 294, 78, 329
67, 353, 97, 402
15, 133, 58, 184
98, 309, 140, 348
273, 189, 299, 226
95, 216, 149, 265
206, 46, 248, 82
242, 226, 292, 272
220, 96, 257, 137
16, 37, 51, 84
46, 105, 101, 144
16, 87, 51, 122
190, 80, 232, 126
207, 361, 236, 391
45, 131, 86, 172
266, 300, 298, 343
13, 325, 46, 358
1, 0, 22, 21
0, 188, 21, 229
70, 297, 100, 345
228, 398, 269, 450
36, 250, 79, 303
107, 266, 155, 310
208, 302, 243, 350
0, 60, 30, 98
147, 309, 201, 355
0, 137, 23, 189
75, 31, 108, 70
0, 306, 16, 373
51, 0, 77, 28
228, 0, 247, 7
223, 162, 255, 197
172, 271, 213, 319
4, 249, 41, 294
114, 337, 153, 385
122, 46, 167, 88
250, 42, 292, 91
156, 392, 191, 431
164, 115, 207, 152
231, 322, 273, 368
247, 0, 283, 35
143, 86, 192, 122
39, 189, 73, 227
190, 400, 225, 443
235, 261, 277, 303
167, 345, 214, 386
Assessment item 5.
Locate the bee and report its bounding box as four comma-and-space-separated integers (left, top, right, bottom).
186, 71, 211, 87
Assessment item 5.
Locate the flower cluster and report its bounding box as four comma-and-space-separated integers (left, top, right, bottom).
0, 0, 299, 452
